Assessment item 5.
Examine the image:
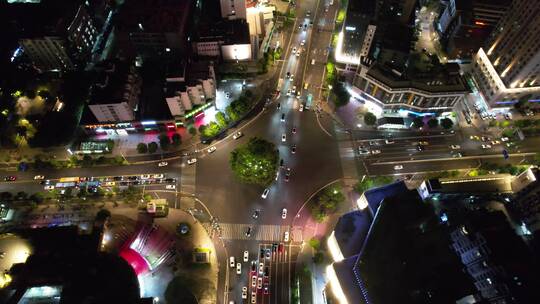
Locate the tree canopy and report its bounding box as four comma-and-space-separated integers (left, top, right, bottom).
364, 112, 377, 126
229, 137, 279, 186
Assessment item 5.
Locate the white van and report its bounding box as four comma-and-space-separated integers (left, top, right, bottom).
311, 59, 315, 65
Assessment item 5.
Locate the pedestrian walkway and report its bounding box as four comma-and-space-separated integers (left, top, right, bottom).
216, 223, 303, 242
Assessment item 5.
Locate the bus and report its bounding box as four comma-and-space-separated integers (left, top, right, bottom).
305, 93, 313, 110
59, 177, 79, 183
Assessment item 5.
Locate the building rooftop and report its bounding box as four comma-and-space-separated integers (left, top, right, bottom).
195, 19, 250, 45
333, 210, 372, 259
365, 61, 470, 94
117, 0, 192, 33
451, 210, 540, 303
356, 191, 475, 303
89, 59, 138, 105
3, 0, 84, 38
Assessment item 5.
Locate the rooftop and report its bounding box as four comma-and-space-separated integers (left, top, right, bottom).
333, 210, 372, 259
365, 60, 470, 94
195, 19, 250, 45
89, 59, 138, 105
117, 0, 192, 33
3, 0, 84, 39
356, 191, 475, 303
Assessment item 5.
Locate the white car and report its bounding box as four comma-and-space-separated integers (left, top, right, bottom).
282, 208, 287, 219
282, 133, 286, 142
292, 86, 297, 94
284, 231, 290, 242
358, 148, 370, 155
34, 175, 45, 180
261, 188, 270, 199
230, 256, 235, 268
153, 174, 164, 179
292, 46, 297, 54
450, 145, 461, 150
140, 174, 151, 180
158, 161, 168, 167
44, 185, 55, 190
491, 140, 501, 145
242, 287, 248, 299
166, 184, 176, 190
300, 39, 305, 46
233, 131, 243, 139
287, 89, 291, 96
394, 165, 403, 170
481, 144, 492, 149
243, 250, 249, 262
299, 104, 304, 112
500, 137, 509, 142
257, 277, 263, 289
296, 50, 301, 57
275, 171, 280, 181
207, 146, 217, 153
385, 139, 395, 144
259, 262, 264, 275
371, 149, 381, 154
236, 263, 242, 275
187, 158, 197, 165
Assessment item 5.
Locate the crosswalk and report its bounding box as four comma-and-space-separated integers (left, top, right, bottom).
214, 223, 304, 242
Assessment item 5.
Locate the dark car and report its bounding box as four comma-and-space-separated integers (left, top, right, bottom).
252, 210, 260, 219
128, 176, 138, 180
291, 145, 296, 154
416, 145, 424, 151
264, 267, 269, 277
280, 159, 284, 167
113, 176, 123, 181
4, 176, 16, 181
277, 103, 281, 110
260, 249, 265, 259
245, 227, 252, 237
272, 243, 278, 252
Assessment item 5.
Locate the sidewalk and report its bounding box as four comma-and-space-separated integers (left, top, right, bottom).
295, 182, 358, 304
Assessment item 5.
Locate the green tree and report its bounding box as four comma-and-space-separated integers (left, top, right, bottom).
412, 117, 424, 129
308, 237, 320, 250
171, 133, 182, 147
427, 118, 439, 128
364, 112, 377, 126
440, 118, 454, 129
158, 133, 170, 150
137, 142, 148, 153
332, 82, 350, 107
188, 126, 197, 136
226, 105, 240, 121
215, 111, 229, 129
229, 137, 279, 186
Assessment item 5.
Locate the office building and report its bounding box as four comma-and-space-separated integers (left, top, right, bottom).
327, 181, 475, 304
220, 0, 247, 20
192, 19, 252, 61
471, 0, 540, 108
375, 0, 417, 24
437, 0, 512, 61
450, 210, 540, 303
352, 56, 469, 114
165, 61, 216, 117
336, 0, 377, 66
88, 60, 142, 122
5, 0, 100, 71
117, 0, 192, 57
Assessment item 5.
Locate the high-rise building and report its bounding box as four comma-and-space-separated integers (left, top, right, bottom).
88, 60, 141, 123
5, 0, 100, 71
437, 0, 512, 61
117, 0, 192, 57
220, 0, 247, 20
471, 0, 540, 108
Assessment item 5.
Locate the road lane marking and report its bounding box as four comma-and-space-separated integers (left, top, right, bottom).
370, 152, 536, 165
